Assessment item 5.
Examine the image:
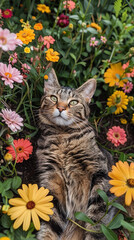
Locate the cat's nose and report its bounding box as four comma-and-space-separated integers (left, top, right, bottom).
57, 106, 66, 112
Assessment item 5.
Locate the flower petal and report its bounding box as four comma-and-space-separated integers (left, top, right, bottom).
23, 210, 31, 231
9, 198, 26, 206
34, 208, 50, 221
35, 205, 54, 215
125, 188, 133, 206
13, 211, 27, 229
31, 209, 40, 230
18, 189, 29, 202
110, 186, 127, 197
8, 206, 26, 220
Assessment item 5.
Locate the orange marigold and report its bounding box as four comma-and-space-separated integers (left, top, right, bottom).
45, 48, 60, 62
89, 22, 102, 32
17, 29, 35, 44
34, 23, 43, 30
37, 4, 51, 13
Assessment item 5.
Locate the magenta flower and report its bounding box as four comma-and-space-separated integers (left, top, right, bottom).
44, 36, 55, 49
8, 52, 18, 65
57, 14, 69, 28
100, 36, 107, 43
107, 126, 127, 147
90, 37, 98, 47
0, 27, 22, 51
122, 81, 133, 93
63, 1, 76, 11
0, 63, 23, 88
0, 109, 23, 132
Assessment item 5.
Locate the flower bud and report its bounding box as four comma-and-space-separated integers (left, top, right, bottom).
4, 153, 13, 162
2, 205, 10, 214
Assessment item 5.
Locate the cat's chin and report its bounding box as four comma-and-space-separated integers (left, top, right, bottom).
52, 116, 74, 126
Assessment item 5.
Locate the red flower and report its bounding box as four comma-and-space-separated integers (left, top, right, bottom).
6, 139, 33, 163
57, 14, 69, 28
2, 9, 13, 18
107, 126, 127, 147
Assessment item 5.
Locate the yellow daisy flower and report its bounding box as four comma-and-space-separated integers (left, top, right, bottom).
120, 118, 127, 124
45, 48, 60, 62
17, 29, 35, 45
0, 237, 11, 240
37, 4, 51, 13
107, 90, 128, 114
89, 22, 102, 32
34, 23, 43, 30
108, 161, 134, 206
104, 63, 128, 87
8, 184, 54, 231
24, 47, 30, 53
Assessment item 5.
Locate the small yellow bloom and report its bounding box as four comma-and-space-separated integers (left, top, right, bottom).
120, 118, 127, 124
45, 48, 60, 62
0, 237, 11, 240
8, 184, 54, 231
37, 4, 51, 13
44, 75, 48, 80
90, 22, 102, 32
20, 19, 24, 23
21, 20, 31, 29
24, 47, 31, 53
69, 23, 73, 30
128, 96, 134, 101
10, 6, 14, 10
32, 16, 36, 20
4, 153, 13, 162
2, 205, 10, 214
62, 31, 66, 34
131, 114, 134, 124
107, 90, 128, 114
34, 23, 43, 30
109, 161, 134, 206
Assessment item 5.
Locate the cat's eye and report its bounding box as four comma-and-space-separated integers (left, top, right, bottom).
69, 100, 79, 106
50, 95, 58, 102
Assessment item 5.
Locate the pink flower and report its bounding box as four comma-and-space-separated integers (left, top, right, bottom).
90, 37, 98, 47
8, 52, 18, 65
0, 63, 23, 88
21, 63, 31, 74
44, 36, 55, 49
122, 61, 134, 78
0, 109, 23, 132
63, 1, 76, 11
122, 81, 133, 93
0, 9, 2, 19
100, 36, 107, 43
0, 27, 22, 51
122, 61, 129, 70
107, 126, 127, 147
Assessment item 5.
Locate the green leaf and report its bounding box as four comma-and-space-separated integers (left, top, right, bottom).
1, 214, 12, 228
74, 212, 94, 224
77, 62, 86, 66
119, 152, 127, 162
102, 20, 112, 25
62, 37, 72, 43
108, 106, 117, 113
101, 224, 118, 240
97, 189, 108, 205
3, 178, 12, 191
69, 15, 79, 20
4, 190, 14, 198
129, 233, 134, 240
70, 53, 76, 62
24, 123, 37, 130
61, 58, 70, 65
108, 214, 124, 229
114, 0, 122, 17
12, 176, 22, 190
121, 220, 134, 232
111, 202, 127, 213
87, 27, 98, 34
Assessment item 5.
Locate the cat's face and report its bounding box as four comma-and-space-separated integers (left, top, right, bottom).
40, 69, 96, 126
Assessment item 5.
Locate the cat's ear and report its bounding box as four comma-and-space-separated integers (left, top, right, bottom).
44, 68, 60, 92
77, 79, 96, 103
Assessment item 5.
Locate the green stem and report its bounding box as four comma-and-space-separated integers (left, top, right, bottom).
109, 46, 116, 62
68, 218, 101, 233
85, 0, 92, 17
51, 0, 63, 33
107, 210, 120, 227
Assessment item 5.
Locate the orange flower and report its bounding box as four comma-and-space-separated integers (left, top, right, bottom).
45, 48, 60, 62
34, 23, 43, 30
6, 139, 33, 163
17, 29, 35, 44
89, 22, 102, 32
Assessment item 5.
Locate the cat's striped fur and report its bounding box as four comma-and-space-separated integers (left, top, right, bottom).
36, 69, 115, 240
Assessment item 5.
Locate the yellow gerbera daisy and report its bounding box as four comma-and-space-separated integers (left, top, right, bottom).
45, 48, 60, 62
107, 90, 128, 114
37, 4, 51, 13
17, 29, 35, 45
108, 161, 134, 206
104, 62, 128, 87
0, 237, 11, 240
8, 184, 54, 231
89, 22, 102, 32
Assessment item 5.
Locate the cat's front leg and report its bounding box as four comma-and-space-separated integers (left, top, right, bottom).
36, 222, 59, 240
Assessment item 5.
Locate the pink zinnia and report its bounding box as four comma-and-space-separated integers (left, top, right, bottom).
6, 139, 33, 163
21, 63, 31, 73
100, 36, 107, 43
107, 126, 127, 147
8, 52, 18, 65
0, 109, 23, 132
0, 27, 22, 51
44, 36, 55, 49
63, 1, 76, 11
0, 63, 23, 88
122, 61, 129, 70
122, 81, 133, 93
90, 37, 98, 47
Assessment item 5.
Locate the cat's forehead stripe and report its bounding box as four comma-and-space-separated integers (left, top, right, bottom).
55, 88, 77, 99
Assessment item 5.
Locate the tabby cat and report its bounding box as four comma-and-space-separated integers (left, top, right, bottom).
36, 69, 115, 240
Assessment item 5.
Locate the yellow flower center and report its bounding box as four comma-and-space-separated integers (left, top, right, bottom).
22, 32, 28, 37
26, 201, 35, 209
4, 10, 10, 15
0, 36, 7, 45
113, 133, 120, 139
127, 178, 134, 187
16, 146, 23, 153
5, 72, 12, 78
